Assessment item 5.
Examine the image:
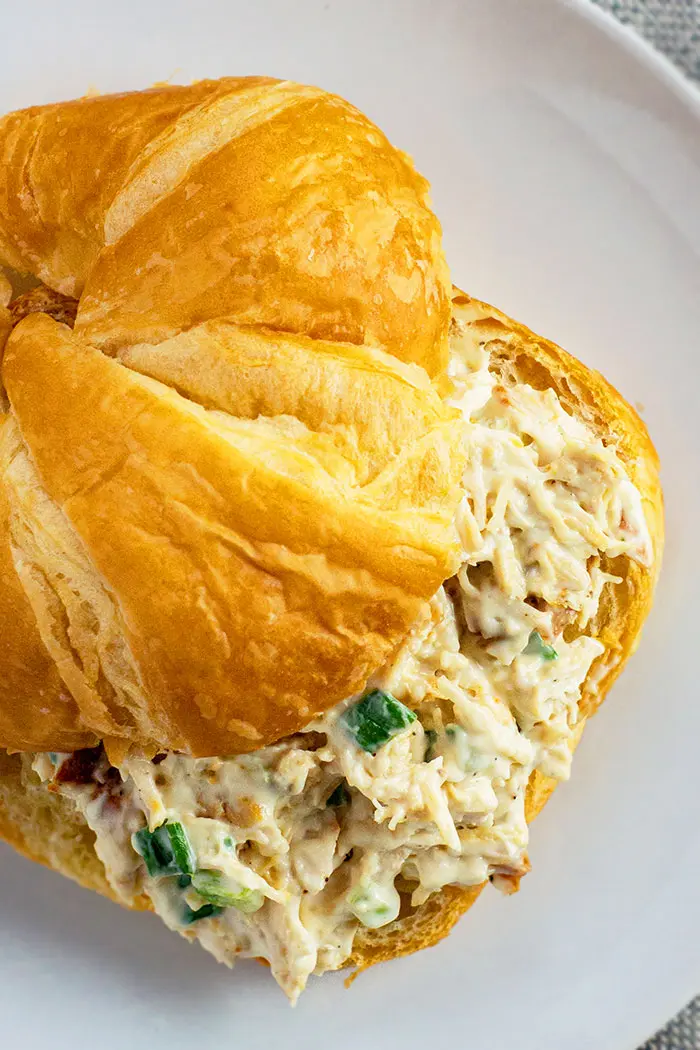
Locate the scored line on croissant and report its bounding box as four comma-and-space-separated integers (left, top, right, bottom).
0, 77, 662, 1001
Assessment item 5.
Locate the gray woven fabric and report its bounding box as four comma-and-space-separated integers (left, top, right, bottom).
642, 1001, 700, 1049
587, 6, 699, 1047
593, 0, 700, 79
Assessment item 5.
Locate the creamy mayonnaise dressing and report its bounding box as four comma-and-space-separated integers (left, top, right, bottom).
31, 316, 652, 1001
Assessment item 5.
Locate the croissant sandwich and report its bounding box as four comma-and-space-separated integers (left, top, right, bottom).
0, 78, 662, 1001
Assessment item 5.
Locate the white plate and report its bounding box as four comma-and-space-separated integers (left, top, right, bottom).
1, 2, 699, 1047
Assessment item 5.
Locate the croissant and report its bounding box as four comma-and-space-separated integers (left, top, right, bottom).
0, 78, 462, 758
0, 78, 662, 1001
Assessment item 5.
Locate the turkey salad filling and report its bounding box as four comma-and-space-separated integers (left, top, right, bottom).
29, 316, 652, 1001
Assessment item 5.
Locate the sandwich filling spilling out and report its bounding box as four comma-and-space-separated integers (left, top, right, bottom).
28, 314, 652, 1002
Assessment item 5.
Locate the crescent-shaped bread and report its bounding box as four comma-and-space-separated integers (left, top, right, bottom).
0, 79, 462, 757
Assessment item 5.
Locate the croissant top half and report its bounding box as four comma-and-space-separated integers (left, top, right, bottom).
0, 78, 465, 757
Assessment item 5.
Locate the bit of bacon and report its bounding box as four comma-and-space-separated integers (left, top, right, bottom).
9, 285, 78, 329
54, 746, 104, 784
525, 595, 576, 637
53, 746, 127, 816
550, 606, 577, 635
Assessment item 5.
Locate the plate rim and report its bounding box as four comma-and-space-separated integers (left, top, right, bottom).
1, 1, 699, 1047
554, 2, 700, 1045
563, 0, 700, 115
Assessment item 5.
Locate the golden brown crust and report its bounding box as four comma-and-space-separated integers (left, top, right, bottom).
2, 312, 463, 755
0, 80, 257, 297
0, 79, 459, 756
77, 84, 451, 374
0, 79, 450, 375
0, 414, 96, 753
117, 322, 448, 485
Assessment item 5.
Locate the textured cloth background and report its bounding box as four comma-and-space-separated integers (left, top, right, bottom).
593, 0, 700, 79
589, 4, 699, 1046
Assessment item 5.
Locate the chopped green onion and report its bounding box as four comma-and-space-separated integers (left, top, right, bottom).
523, 630, 558, 661
132, 821, 196, 878
348, 882, 400, 929
423, 729, 437, 762
229, 888, 264, 914
223, 836, 234, 850
326, 781, 350, 808
191, 871, 264, 914
164, 821, 197, 874
132, 828, 165, 877
182, 902, 223, 925
342, 690, 417, 754
191, 871, 240, 907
